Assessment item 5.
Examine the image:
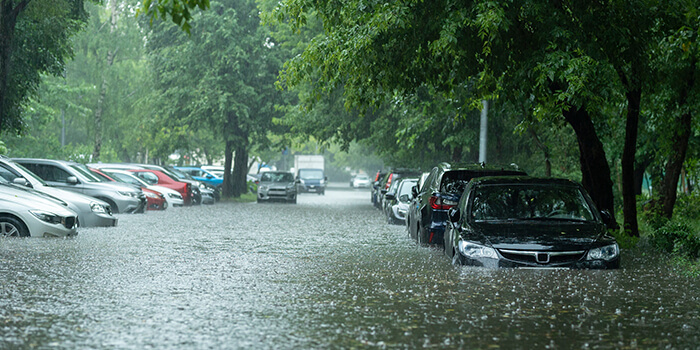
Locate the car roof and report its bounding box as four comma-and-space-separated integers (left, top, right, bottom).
470, 176, 581, 187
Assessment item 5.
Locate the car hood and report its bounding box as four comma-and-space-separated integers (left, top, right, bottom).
38, 186, 110, 207
469, 221, 609, 251
0, 184, 76, 217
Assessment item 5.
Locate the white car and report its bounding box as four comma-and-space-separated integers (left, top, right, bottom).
0, 181, 78, 237
100, 169, 185, 207
352, 174, 371, 188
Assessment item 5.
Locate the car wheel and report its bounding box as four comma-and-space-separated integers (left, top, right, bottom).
0, 216, 30, 237
289, 197, 297, 204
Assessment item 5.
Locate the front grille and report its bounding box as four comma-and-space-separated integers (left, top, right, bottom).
269, 189, 287, 196
63, 216, 76, 229
498, 249, 586, 265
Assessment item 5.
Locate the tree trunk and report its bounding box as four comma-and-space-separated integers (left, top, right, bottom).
92, 0, 118, 161
562, 105, 618, 228
621, 88, 641, 237
529, 127, 551, 177
0, 0, 30, 134
232, 142, 248, 197
656, 61, 695, 219
222, 140, 234, 198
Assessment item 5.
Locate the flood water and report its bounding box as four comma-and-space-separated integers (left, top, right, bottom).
1, 184, 698, 349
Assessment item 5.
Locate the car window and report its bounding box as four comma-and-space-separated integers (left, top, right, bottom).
70, 164, 102, 183
111, 172, 142, 186
0, 164, 19, 182
135, 171, 159, 185
470, 184, 595, 222
28, 164, 74, 183
14, 163, 49, 186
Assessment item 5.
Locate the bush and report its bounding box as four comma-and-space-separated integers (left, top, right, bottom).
650, 220, 700, 259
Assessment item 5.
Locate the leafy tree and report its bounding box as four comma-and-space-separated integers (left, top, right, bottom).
147, 0, 287, 197
0, 0, 91, 136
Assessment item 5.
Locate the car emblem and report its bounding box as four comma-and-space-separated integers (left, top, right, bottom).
536, 252, 550, 264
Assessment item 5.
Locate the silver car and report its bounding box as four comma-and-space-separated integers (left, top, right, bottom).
0, 181, 78, 237
257, 171, 298, 204
13, 158, 146, 214
0, 157, 117, 227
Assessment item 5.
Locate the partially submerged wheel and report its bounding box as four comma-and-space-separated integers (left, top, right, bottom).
0, 216, 29, 237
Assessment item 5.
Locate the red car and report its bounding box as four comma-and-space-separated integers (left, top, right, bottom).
128, 169, 193, 205
90, 167, 168, 211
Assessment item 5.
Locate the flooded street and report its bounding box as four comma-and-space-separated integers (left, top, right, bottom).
1, 184, 699, 349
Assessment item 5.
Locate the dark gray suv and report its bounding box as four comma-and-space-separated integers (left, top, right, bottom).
14, 158, 146, 214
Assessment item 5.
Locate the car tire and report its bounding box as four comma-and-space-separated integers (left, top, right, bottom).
289, 197, 297, 204
0, 216, 30, 237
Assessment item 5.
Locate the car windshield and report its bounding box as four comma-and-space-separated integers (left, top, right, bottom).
298, 169, 323, 180
260, 172, 294, 182
470, 183, 595, 222
70, 164, 103, 183
109, 172, 147, 187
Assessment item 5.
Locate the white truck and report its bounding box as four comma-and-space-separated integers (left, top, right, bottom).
293, 155, 326, 195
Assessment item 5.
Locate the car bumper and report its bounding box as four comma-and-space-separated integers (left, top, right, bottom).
456, 253, 620, 269
25, 215, 78, 237
79, 212, 118, 227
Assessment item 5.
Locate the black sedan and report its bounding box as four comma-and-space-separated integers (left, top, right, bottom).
443, 176, 619, 269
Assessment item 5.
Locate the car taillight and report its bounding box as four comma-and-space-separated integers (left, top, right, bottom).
385, 174, 393, 189
429, 195, 456, 210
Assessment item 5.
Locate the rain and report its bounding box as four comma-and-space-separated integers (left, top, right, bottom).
1, 185, 698, 349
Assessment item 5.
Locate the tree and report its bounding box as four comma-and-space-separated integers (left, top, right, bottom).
147, 0, 287, 197
0, 0, 90, 136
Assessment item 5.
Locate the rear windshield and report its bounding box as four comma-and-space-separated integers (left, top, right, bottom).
440, 170, 523, 194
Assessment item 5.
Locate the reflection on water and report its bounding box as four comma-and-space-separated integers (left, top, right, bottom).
1, 185, 698, 349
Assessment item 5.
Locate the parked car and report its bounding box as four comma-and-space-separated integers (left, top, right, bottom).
124, 169, 193, 205
0, 180, 78, 237
0, 157, 117, 227
257, 171, 298, 203
409, 163, 526, 246
384, 177, 418, 225
174, 166, 223, 189
89, 163, 204, 205
14, 158, 146, 214
351, 174, 371, 188
166, 166, 216, 204
98, 169, 184, 207
443, 176, 620, 269
370, 171, 387, 207
89, 168, 168, 211
375, 169, 422, 210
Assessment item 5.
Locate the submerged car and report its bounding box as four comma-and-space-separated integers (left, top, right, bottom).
14, 158, 146, 214
0, 156, 117, 227
443, 176, 619, 269
99, 169, 184, 207
257, 171, 297, 203
409, 162, 526, 246
0, 181, 78, 237
384, 177, 418, 225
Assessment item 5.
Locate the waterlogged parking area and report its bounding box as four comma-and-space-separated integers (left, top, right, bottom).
1, 184, 699, 349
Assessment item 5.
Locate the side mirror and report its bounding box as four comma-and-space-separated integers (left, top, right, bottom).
411, 186, 418, 198
324, 176, 328, 181
206, 174, 213, 179
66, 176, 79, 185
448, 207, 461, 223
600, 210, 613, 227
380, 188, 388, 194
385, 192, 396, 200
13, 177, 31, 187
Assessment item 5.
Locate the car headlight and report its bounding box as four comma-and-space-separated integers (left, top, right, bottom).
29, 210, 63, 225
144, 192, 158, 199
90, 202, 108, 214
118, 191, 138, 198
168, 193, 183, 200
458, 240, 498, 259
587, 243, 619, 261
259, 185, 269, 192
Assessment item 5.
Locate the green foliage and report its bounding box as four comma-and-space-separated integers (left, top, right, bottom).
650, 220, 700, 260
138, 0, 210, 33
